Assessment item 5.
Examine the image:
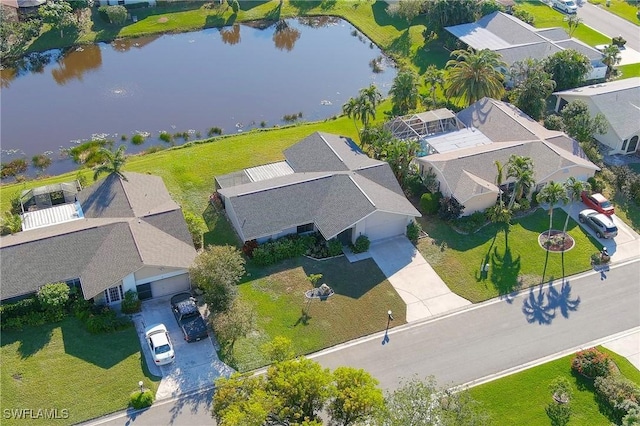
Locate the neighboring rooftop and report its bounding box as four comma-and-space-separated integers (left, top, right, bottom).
445, 11, 603, 66
554, 77, 640, 141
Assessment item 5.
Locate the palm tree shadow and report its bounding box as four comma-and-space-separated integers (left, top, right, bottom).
522, 283, 556, 325
548, 281, 580, 319
490, 240, 521, 295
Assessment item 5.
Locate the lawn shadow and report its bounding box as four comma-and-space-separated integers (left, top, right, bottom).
413, 40, 450, 72
388, 29, 412, 57
290, 0, 323, 14
202, 203, 241, 247
490, 243, 522, 295
60, 318, 138, 368
0, 321, 56, 359
371, 0, 406, 30
476, 232, 498, 282
302, 257, 387, 300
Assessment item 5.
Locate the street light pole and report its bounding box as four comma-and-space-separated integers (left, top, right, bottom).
138, 381, 144, 393
387, 310, 394, 329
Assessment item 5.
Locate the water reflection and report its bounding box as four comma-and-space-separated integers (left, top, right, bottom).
273, 20, 301, 52
52, 45, 102, 85
1, 18, 396, 177
220, 24, 241, 45
112, 35, 161, 52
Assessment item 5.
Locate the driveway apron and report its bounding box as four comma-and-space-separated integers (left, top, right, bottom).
134, 296, 234, 401
369, 236, 471, 322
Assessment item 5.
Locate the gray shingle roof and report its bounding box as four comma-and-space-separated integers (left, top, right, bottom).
218, 133, 420, 242
1, 172, 196, 301
554, 78, 640, 141
445, 11, 602, 67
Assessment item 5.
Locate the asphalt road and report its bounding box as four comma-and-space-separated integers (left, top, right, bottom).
85, 260, 640, 425
576, 1, 640, 51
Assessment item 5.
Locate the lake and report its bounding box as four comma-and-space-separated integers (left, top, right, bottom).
0, 17, 396, 176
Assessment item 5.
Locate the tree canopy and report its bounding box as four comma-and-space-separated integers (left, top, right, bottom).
543, 49, 591, 92
445, 47, 506, 106
189, 245, 245, 314
389, 69, 420, 115
560, 100, 607, 143
39, 1, 75, 38
92, 144, 127, 181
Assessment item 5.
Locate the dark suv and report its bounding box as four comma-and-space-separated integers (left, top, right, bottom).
170, 293, 208, 342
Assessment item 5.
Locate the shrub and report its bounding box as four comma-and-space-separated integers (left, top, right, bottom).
129, 389, 154, 409
84, 306, 131, 334
404, 172, 426, 198
594, 375, 640, 422
453, 211, 485, 233
571, 348, 612, 378
1, 158, 28, 179
159, 132, 172, 143
420, 192, 441, 215
352, 235, 370, 254
242, 239, 259, 257
512, 6, 534, 25
327, 238, 343, 257
31, 154, 52, 171
37, 282, 70, 322
406, 221, 422, 244
546, 401, 571, 426
587, 176, 605, 193
183, 210, 207, 249
438, 196, 464, 221
131, 134, 145, 145
612, 36, 627, 48
121, 290, 141, 314
549, 376, 573, 403
99, 5, 127, 25
544, 114, 564, 131
250, 234, 316, 266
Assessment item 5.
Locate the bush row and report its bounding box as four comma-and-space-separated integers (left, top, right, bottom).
251, 234, 317, 266
74, 299, 131, 334
595, 374, 640, 423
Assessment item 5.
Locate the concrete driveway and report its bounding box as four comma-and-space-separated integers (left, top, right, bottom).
134, 295, 234, 401
369, 237, 470, 322
563, 202, 640, 263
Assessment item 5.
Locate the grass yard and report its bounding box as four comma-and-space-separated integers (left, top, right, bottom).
0, 317, 159, 426
588, 0, 640, 25
516, 1, 612, 46
618, 62, 640, 79
228, 256, 407, 372
469, 346, 640, 425
417, 208, 601, 303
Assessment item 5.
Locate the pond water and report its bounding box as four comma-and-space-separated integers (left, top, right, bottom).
0, 17, 396, 176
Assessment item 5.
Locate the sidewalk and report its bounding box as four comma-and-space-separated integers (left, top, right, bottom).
603, 329, 640, 370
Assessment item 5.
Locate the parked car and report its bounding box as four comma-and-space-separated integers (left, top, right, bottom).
170, 293, 208, 343
581, 192, 615, 216
552, 0, 578, 13
579, 209, 618, 239
144, 324, 175, 365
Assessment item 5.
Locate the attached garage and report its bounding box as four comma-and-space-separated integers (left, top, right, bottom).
354, 211, 410, 242
149, 273, 191, 298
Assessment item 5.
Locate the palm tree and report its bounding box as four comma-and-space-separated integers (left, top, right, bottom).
93, 145, 127, 181
495, 160, 505, 209
357, 96, 376, 128
565, 15, 582, 37
601, 44, 621, 79
424, 65, 445, 107
359, 84, 382, 111
445, 47, 507, 106
506, 155, 535, 210
537, 181, 569, 240
389, 69, 420, 115
562, 177, 590, 235
342, 97, 362, 134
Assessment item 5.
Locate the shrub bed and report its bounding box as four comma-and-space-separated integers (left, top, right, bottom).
129, 389, 154, 409
594, 374, 640, 423
352, 234, 370, 254
251, 234, 316, 266
571, 348, 612, 379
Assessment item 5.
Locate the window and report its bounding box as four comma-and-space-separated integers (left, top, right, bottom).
627, 136, 638, 153
104, 285, 124, 304
297, 223, 314, 234
622, 139, 628, 151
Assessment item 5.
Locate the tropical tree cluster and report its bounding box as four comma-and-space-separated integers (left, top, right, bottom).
421, 0, 504, 33
508, 58, 556, 120
342, 84, 383, 134
213, 351, 489, 426
543, 49, 592, 92
445, 47, 507, 106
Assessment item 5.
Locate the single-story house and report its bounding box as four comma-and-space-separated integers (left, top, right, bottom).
445, 11, 607, 82
554, 77, 640, 155
215, 132, 421, 245
0, 172, 197, 306
408, 98, 600, 215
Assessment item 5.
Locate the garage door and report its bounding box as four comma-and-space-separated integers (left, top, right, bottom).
150, 274, 190, 298
365, 212, 408, 242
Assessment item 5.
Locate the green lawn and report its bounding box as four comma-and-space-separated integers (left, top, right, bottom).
229, 256, 407, 372
516, 1, 612, 47
588, 0, 640, 25
417, 208, 600, 303
0, 318, 160, 426
469, 346, 640, 425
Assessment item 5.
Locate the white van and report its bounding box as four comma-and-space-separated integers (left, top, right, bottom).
553, 0, 578, 14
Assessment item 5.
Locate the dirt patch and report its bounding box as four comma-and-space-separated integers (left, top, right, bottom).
157, 17, 169, 23
538, 230, 575, 252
